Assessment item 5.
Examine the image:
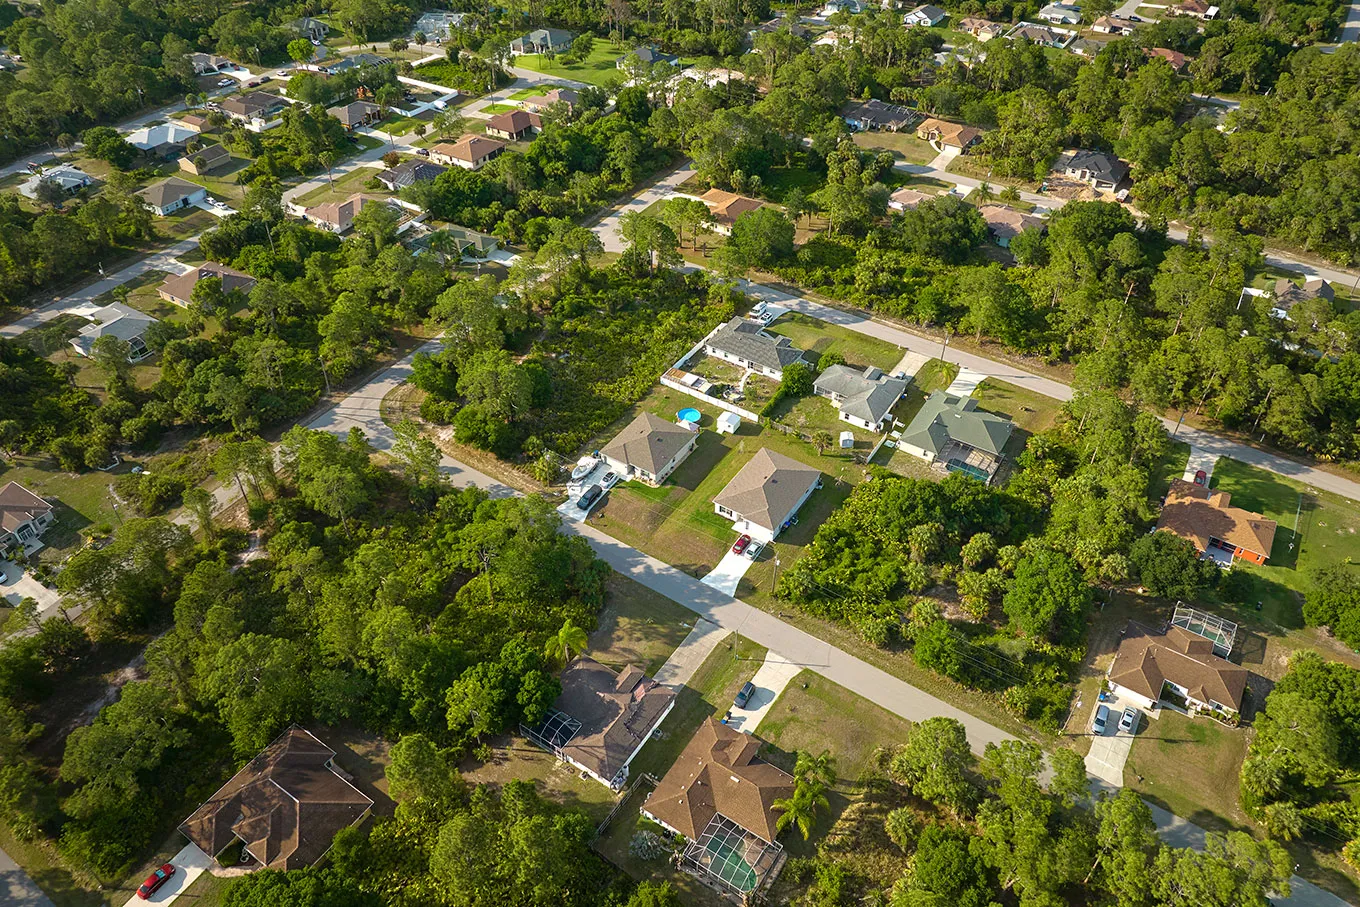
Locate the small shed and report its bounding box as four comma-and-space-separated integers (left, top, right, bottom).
839, 431, 855, 449
716, 412, 742, 435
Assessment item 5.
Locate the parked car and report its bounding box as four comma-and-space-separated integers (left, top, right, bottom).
734, 681, 755, 709
276, 70, 293, 78
414, 147, 430, 156
732, 534, 751, 555
1119, 707, 1139, 733
745, 541, 763, 560
432, 99, 448, 110
1194, 469, 1207, 486
602, 471, 617, 486
1092, 703, 1110, 734
216, 78, 233, 87
137, 864, 176, 900
577, 484, 603, 511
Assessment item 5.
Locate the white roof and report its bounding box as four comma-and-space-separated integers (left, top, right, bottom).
717, 412, 742, 429
127, 122, 200, 150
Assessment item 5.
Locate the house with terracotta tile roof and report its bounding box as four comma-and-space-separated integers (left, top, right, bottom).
699, 189, 764, 234
1156, 478, 1277, 566
1107, 621, 1247, 715
916, 117, 984, 151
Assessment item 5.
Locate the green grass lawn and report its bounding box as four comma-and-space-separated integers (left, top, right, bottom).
763, 166, 825, 203
851, 130, 937, 165
514, 44, 628, 87
351, 133, 384, 152
766, 312, 905, 371
588, 572, 703, 675
1150, 441, 1192, 503
970, 378, 1062, 460
295, 166, 382, 206
0, 457, 128, 557
480, 102, 519, 115
1125, 709, 1251, 832
508, 84, 568, 100
157, 206, 216, 241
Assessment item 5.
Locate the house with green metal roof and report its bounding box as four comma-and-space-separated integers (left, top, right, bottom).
897, 391, 1013, 483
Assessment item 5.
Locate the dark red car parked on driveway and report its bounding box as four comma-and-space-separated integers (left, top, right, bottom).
137, 863, 176, 900
731, 534, 751, 555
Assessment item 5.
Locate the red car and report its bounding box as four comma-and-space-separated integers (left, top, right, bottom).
137, 864, 175, 900
1194, 469, 1207, 486
731, 534, 751, 555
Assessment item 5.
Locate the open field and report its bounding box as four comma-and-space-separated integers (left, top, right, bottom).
851, 130, 937, 165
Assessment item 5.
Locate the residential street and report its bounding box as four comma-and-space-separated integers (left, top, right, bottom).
0, 845, 55, 907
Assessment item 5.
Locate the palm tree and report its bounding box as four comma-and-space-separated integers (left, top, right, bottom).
774, 779, 829, 841
976, 181, 995, 203
811, 430, 833, 456
794, 749, 837, 789
545, 618, 588, 667
999, 185, 1021, 203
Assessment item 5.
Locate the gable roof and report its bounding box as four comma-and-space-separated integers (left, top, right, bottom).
523, 27, 575, 45
327, 100, 380, 126
906, 4, 947, 19
645, 718, 794, 843
602, 412, 695, 475
160, 262, 255, 305
979, 204, 1045, 242
843, 98, 917, 130
1057, 148, 1129, 184
524, 87, 579, 108
306, 193, 375, 232
551, 656, 675, 782
1272, 277, 1334, 312
1109, 621, 1247, 710
377, 158, 447, 189
917, 117, 983, 148
1156, 478, 1277, 560
136, 177, 204, 210
899, 390, 1013, 457
628, 46, 679, 64
706, 317, 806, 372
713, 448, 821, 532
184, 143, 230, 169
0, 482, 52, 534
179, 727, 371, 870
814, 364, 908, 424
71, 303, 156, 357
221, 91, 285, 118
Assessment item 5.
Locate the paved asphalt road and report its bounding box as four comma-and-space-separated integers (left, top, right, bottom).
0, 845, 55, 907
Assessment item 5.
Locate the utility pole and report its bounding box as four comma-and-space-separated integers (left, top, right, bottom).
318, 353, 332, 395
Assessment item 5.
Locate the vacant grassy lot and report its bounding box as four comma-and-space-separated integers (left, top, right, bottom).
295, 165, 382, 206
851, 129, 937, 165
766, 313, 905, 371
588, 572, 701, 675
514, 44, 627, 86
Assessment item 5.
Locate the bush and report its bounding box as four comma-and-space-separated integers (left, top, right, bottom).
114, 472, 188, 516
885, 807, 920, 852
629, 830, 671, 861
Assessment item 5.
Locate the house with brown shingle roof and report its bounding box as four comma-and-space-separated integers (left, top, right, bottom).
958, 16, 1006, 40
158, 262, 256, 308
1107, 621, 1247, 715
1156, 478, 1277, 566
643, 718, 793, 894
916, 117, 984, 152
298, 193, 377, 234
0, 482, 54, 553
179, 727, 372, 870
178, 143, 231, 176
700, 189, 764, 235
713, 448, 821, 543
601, 412, 698, 486
524, 656, 675, 789
326, 100, 382, 131
484, 109, 542, 141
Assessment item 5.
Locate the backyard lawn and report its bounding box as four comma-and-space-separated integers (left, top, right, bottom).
851, 130, 937, 165
766, 312, 906, 371
514, 44, 628, 86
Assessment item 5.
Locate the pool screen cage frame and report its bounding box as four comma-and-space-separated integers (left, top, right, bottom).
681, 813, 784, 897
1172, 603, 1237, 658
522, 709, 582, 758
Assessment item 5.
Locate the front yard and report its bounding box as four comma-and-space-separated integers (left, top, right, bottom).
513, 43, 627, 87
294, 166, 384, 207
766, 313, 906, 371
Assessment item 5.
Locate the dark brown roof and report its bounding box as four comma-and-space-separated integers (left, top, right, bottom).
553, 656, 675, 783
1109, 622, 1247, 711
645, 718, 793, 842
0, 481, 52, 534
159, 262, 255, 305
1157, 478, 1277, 560
179, 727, 372, 870
486, 109, 541, 135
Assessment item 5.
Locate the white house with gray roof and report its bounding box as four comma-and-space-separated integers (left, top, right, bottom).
713, 449, 821, 543
814, 365, 909, 432
703, 317, 808, 380
898, 391, 1013, 483
70, 303, 157, 361
600, 412, 698, 486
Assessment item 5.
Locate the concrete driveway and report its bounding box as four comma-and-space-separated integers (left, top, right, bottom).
1084, 697, 1142, 786
120, 842, 212, 906
725, 655, 803, 733
701, 547, 756, 596
1, 561, 60, 613
944, 367, 988, 397
1182, 447, 1218, 485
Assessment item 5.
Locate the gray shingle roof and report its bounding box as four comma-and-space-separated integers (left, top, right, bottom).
814, 364, 908, 424
706, 318, 807, 373
712, 448, 821, 533
1057, 149, 1129, 184
899, 391, 1013, 457
601, 412, 694, 475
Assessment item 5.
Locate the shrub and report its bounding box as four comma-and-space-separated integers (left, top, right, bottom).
629, 830, 671, 861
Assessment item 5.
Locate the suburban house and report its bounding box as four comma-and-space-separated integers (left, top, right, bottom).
520, 87, 579, 113
127, 122, 200, 159
1037, 1, 1083, 23
0, 482, 55, 554
158, 262, 256, 308
748, 18, 811, 41
979, 205, 1045, 247
1069, 37, 1104, 57
917, 117, 984, 151
1145, 46, 1189, 72
220, 91, 287, 131
410, 225, 500, 259
523, 656, 675, 789
23, 165, 91, 198
818, 0, 866, 14
1055, 149, 1129, 191
1167, 0, 1218, 18
1005, 22, 1076, 47
601, 412, 699, 486
1156, 478, 1277, 566
288, 17, 330, 41
135, 177, 207, 216
1107, 622, 1246, 716
189, 52, 235, 74
814, 365, 909, 432
327, 53, 393, 74
70, 303, 156, 361
618, 45, 680, 68
642, 718, 794, 897
484, 109, 542, 141
713, 448, 821, 543
178, 143, 231, 176
180, 113, 211, 130
842, 98, 919, 132
889, 187, 931, 211
180, 727, 372, 870
376, 158, 447, 191
412, 10, 467, 39
703, 316, 808, 379
299, 193, 377, 234
897, 390, 1014, 483
903, 4, 947, 25
1270, 277, 1335, 319
700, 189, 764, 235
430, 135, 506, 170
1092, 14, 1140, 33
327, 100, 382, 131
958, 16, 1006, 39
510, 28, 575, 54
